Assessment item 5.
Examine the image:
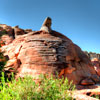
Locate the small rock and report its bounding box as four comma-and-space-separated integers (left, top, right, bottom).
81, 78, 95, 85
40, 17, 52, 33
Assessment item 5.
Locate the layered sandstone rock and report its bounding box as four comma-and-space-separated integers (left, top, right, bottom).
84, 51, 100, 60
0, 17, 100, 85
0, 24, 14, 36
91, 58, 100, 76
85, 51, 100, 77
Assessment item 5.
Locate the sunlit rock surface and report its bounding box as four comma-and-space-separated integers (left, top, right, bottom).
0, 18, 100, 85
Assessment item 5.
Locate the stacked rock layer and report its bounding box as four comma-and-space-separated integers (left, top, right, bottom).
0, 21, 100, 85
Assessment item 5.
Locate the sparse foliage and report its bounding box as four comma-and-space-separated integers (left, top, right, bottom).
0, 73, 75, 100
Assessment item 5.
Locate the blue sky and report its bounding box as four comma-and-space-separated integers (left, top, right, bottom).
0, 0, 100, 53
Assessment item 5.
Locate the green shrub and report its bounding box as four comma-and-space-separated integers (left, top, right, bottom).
0, 52, 6, 71
91, 94, 100, 99
0, 44, 8, 80
0, 73, 75, 100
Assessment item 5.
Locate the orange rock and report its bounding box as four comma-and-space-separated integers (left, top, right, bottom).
81, 78, 95, 85
91, 58, 99, 62
1, 21, 100, 85
59, 64, 76, 77
1, 35, 13, 45
91, 58, 100, 76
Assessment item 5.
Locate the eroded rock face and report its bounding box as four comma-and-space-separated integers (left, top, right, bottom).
0, 18, 100, 85
1, 35, 13, 45
1, 29, 99, 85
85, 51, 100, 78
91, 58, 100, 76
0, 24, 13, 36
0, 24, 14, 45
84, 51, 100, 60
13, 26, 25, 38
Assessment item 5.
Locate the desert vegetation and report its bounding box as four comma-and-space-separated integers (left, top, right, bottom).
0, 72, 75, 100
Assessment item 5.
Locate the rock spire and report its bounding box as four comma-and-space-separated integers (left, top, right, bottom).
40, 17, 52, 33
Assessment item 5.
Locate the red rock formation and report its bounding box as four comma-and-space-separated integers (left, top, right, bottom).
0, 24, 13, 36
0, 18, 100, 85
91, 58, 100, 76
0, 24, 14, 45
13, 25, 25, 38
1, 35, 13, 45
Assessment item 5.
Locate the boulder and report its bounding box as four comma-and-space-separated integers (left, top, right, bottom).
0, 17, 100, 85
80, 78, 95, 85
91, 58, 100, 76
